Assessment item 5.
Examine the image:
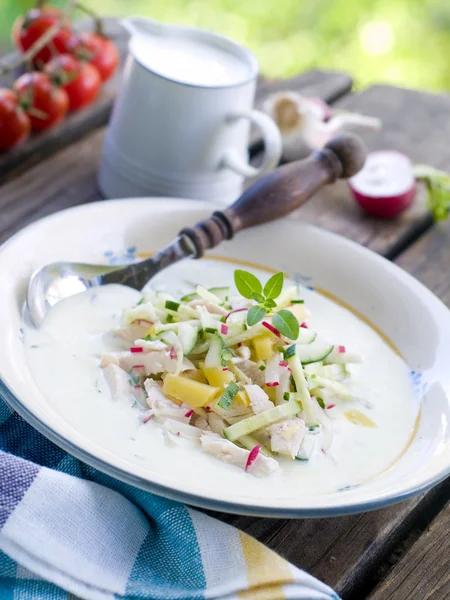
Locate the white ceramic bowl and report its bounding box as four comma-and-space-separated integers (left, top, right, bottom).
1, 198, 449, 517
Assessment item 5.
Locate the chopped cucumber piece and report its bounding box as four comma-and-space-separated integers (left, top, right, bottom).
288, 352, 316, 425
208, 287, 230, 301
180, 292, 199, 302
197, 306, 220, 332
196, 285, 222, 303
296, 328, 317, 344
305, 363, 347, 381
309, 376, 351, 400
296, 432, 317, 461
237, 434, 273, 457
205, 336, 222, 369
223, 399, 302, 441
217, 381, 239, 409
177, 323, 199, 355
165, 300, 180, 312
294, 342, 334, 364
324, 348, 362, 364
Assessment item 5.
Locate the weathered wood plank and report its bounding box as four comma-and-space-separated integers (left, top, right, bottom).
367, 503, 450, 600
209, 479, 450, 600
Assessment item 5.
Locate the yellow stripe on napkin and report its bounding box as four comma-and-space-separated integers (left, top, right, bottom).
238, 531, 293, 599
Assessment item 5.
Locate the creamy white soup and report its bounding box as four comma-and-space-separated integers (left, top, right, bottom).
24, 259, 418, 494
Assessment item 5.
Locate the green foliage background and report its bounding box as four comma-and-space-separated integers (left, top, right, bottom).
1, 0, 449, 90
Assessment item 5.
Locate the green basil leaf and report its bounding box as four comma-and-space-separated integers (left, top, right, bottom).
272, 309, 299, 340
234, 270, 262, 299
251, 292, 265, 303
264, 298, 277, 309
217, 381, 240, 410
263, 272, 284, 299
247, 305, 266, 326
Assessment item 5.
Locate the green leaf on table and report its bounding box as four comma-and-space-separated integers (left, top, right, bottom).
413, 164, 450, 222
272, 309, 299, 340
263, 272, 284, 299
234, 270, 262, 299
217, 381, 240, 410
247, 305, 267, 326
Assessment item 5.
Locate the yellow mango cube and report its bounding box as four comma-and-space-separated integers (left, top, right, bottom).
252, 335, 274, 361
162, 374, 220, 408
201, 366, 235, 387
235, 390, 250, 407
264, 385, 277, 402
182, 369, 208, 384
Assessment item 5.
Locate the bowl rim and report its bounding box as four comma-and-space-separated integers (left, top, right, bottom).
1, 197, 449, 517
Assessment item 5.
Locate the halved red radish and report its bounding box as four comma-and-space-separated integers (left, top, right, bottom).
349, 151, 416, 218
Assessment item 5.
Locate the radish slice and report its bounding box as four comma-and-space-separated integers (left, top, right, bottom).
245, 444, 262, 472
349, 151, 416, 218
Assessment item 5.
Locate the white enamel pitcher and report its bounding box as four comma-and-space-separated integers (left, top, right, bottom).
98, 17, 282, 204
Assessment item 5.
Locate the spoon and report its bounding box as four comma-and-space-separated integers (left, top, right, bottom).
27, 133, 366, 327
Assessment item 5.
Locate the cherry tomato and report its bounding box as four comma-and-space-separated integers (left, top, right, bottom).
45, 54, 101, 111
12, 7, 73, 65
0, 89, 31, 151
68, 32, 119, 83
13, 72, 69, 132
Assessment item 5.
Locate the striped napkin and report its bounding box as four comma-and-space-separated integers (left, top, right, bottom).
0, 398, 339, 600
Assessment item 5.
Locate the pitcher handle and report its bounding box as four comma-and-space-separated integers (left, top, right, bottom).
222, 110, 282, 178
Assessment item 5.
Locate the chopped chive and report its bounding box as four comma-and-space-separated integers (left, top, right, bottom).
283, 392, 290, 401
137, 297, 145, 305
166, 314, 174, 323
310, 373, 316, 379
198, 329, 204, 339
285, 344, 296, 359
220, 316, 226, 323
165, 300, 180, 312
217, 381, 239, 410
290, 375, 297, 392
292, 299, 305, 304
317, 397, 325, 409
143, 334, 153, 341
258, 364, 266, 371
204, 327, 217, 334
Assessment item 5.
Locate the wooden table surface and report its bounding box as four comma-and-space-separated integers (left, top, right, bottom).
2, 20, 450, 600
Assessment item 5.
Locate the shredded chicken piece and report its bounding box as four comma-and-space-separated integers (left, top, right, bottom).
100, 349, 192, 376
123, 303, 157, 325
200, 432, 279, 476
144, 379, 189, 423
237, 360, 265, 387
192, 415, 210, 431
103, 364, 133, 403
244, 384, 273, 414
188, 298, 228, 315
113, 323, 150, 342
236, 345, 251, 360
207, 412, 226, 435
267, 418, 306, 459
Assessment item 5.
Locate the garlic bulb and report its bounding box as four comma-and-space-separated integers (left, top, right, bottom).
262, 92, 381, 162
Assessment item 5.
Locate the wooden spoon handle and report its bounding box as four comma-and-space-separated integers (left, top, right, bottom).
180, 133, 366, 257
